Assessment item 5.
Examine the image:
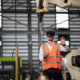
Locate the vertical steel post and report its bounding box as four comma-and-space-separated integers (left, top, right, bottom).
16, 45, 18, 80
28, 0, 32, 73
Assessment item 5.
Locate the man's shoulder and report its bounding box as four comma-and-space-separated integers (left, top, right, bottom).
40, 43, 47, 47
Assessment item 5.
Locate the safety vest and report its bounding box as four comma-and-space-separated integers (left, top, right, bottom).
41, 42, 62, 70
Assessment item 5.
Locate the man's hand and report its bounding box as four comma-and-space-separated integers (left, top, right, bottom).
43, 53, 49, 59
61, 36, 66, 46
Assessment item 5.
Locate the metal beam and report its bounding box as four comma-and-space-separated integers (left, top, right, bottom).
27, 0, 32, 73
0, 30, 80, 35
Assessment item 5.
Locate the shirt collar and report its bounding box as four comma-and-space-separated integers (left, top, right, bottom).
47, 42, 54, 46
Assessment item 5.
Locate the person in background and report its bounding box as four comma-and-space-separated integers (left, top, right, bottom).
39, 31, 70, 80
59, 34, 70, 57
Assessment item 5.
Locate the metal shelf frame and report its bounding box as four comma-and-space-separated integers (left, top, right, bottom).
0, 0, 80, 73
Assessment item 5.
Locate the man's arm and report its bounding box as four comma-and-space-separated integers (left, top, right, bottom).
39, 47, 49, 61
60, 36, 70, 57
39, 47, 44, 61
60, 45, 70, 57
60, 45, 70, 52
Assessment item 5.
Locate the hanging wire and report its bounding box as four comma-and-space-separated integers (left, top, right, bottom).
3, 16, 28, 27
43, 14, 80, 29
3, 0, 9, 4
32, 13, 80, 30
2, 13, 80, 31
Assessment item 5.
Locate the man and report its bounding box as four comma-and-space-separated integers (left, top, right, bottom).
39, 31, 69, 80
59, 34, 70, 57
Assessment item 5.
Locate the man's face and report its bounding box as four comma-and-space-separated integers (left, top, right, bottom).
47, 36, 54, 41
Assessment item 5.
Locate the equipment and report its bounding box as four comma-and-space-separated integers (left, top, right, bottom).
36, 0, 80, 13
0, 57, 22, 80
72, 55, 80, 68
46, 31, 55, 37
36, 0, 44, 34
36, 0, 80, 33
64, 48, 80, 80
